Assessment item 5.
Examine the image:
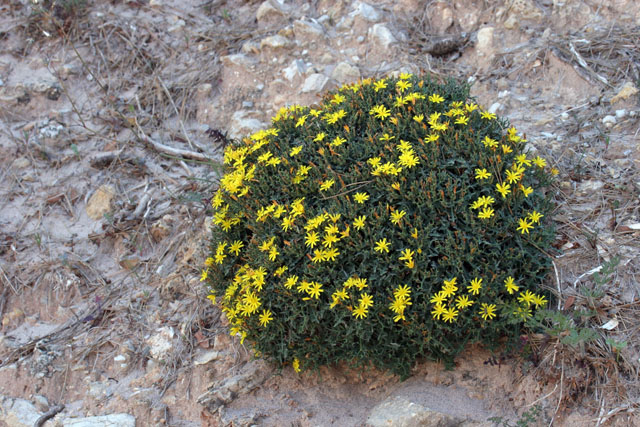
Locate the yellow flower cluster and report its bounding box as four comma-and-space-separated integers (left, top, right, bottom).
388, 285, 412, 322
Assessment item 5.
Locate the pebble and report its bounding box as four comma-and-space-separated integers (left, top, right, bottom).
615, 109, 626, 119
330, 62, 360, 84
350, 1, 382, 22
242, 101, 254, 108
368, 23, 397, 49
602, 115, 616, 127
488, 102, 502, 114
260, 35, 292, 49
301, 73, 329, 93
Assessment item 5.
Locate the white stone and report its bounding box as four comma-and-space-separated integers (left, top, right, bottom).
350, 1, 382, 22
488, 102, 502, 114
602, 115, 616, 127
283, 60, 306, 81
331, 62, 360, 84
615, 109, 626, 119
301, 73, 329, 93
260, 35, 291, 49
368, 396, 462, 427
368, 24, 397, 49
221, 53, 257, 68
497, 90, 509, 99
62, 413, 136, 427
0, 397, 42, 427
256, 1, 286, 24
476, 27, 495, 53
194, 350, 221, 365
146, 327, 175, 360
228, 111, 266, 140
293, 19, 324, 44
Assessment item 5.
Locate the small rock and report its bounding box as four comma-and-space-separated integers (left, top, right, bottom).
350, 1, 382, 22
260, 35, 291, 50
242, 101, 254, 109
602, 115, 616, 128
146, 327, 175, 360
578, 180, 604, 195
228, 111, 266, 140
11, 157, 30, 169
62, 413, 136, 427
488, 102, 502, 114
33, 395, 49, 412
610, 81, 638, 104
615, 109, 626, 119
301, 73, 329, 93
0, 396, 42, 427
282, 59, 306, 81
504, 14, 518, 29
194, 350, 221, 365
256, 84, 265, 91
256, 0, 286, 26
367, 396, 463, 427
86, 185, 115, 221
476, 27, 495, 54
368, 23, 397, 50
331, 62, 360, 84
221, 53, 257, 68
293, 19, 324, 45
428, 2, 454, 33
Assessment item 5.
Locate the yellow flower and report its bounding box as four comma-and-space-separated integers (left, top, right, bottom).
504, 276, 519, 294
200, 269, 209, 281
322, 233, 339, 248
268, 246, 280, 261
396, 80, 412, 92
330, 136, 346, 147
517, 218, 533, 234
352, 305, 368, 319
398, 150, 419, 168
521, 186, 533, 197
354, 192, 369, 204
284, 275, 299, 289
513, 306, 532, 321
292, 358, 301, 373
478, 195, 495, 207
373, 79, 387, 92
479, 303, 497, 320
429, 291, 447, 305
442, 307, 459, 323
353, 215, 366, 230
320, 179, 335, 191
478, 207, 494, 219
550, 167, 559, 176
475, 168, 490, 180
532, 294, 548, 308
398, 249, 414, 262
380, 133, 395, 142
207, 293, 216, 305
359, 293, 374, 309
431, 303, 447, 320
467, 277, 482, 295
455, 295, 474, 309
532, 156, 547, 168
331, 94, 345, 104
374, 238, 390, 253
399, 72, 413, 80
305, 231, 319, 248
496, 182, 511, 198
392, 285, 410, 300
259, 309, 273, 326
501, 144, 513, 154
527, 210, 543, 224
429, 93, 444, 103
482, 136, 498, 149
274, 266, 288, 277
465, 103, 478, 112
281, 216, 295, 231
515, 154, 531, 167
369, 104, 391, 120
329, 213, 341, 223
390, 209, 406, 225
517, 290, 536, 307
308, 282, 324, 299
324, 223, 339, 235
313, 132, 326, 142
413, 114, 424, 123
311, 249, 327, 263
367, 156, 382, 167
455, 116, 469, 126
297, 280, 312, 293
480, 111, 496, 120
505, 169, 522, 184
295, 115, 307, 128
205, 257, 214, 267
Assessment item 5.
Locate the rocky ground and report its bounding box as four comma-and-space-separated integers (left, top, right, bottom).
0, 0, 639, 426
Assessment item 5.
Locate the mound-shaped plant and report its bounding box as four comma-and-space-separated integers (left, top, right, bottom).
202, 74, 555, 376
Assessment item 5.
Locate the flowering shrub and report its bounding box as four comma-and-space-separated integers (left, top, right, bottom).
202, 74, 555, 376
